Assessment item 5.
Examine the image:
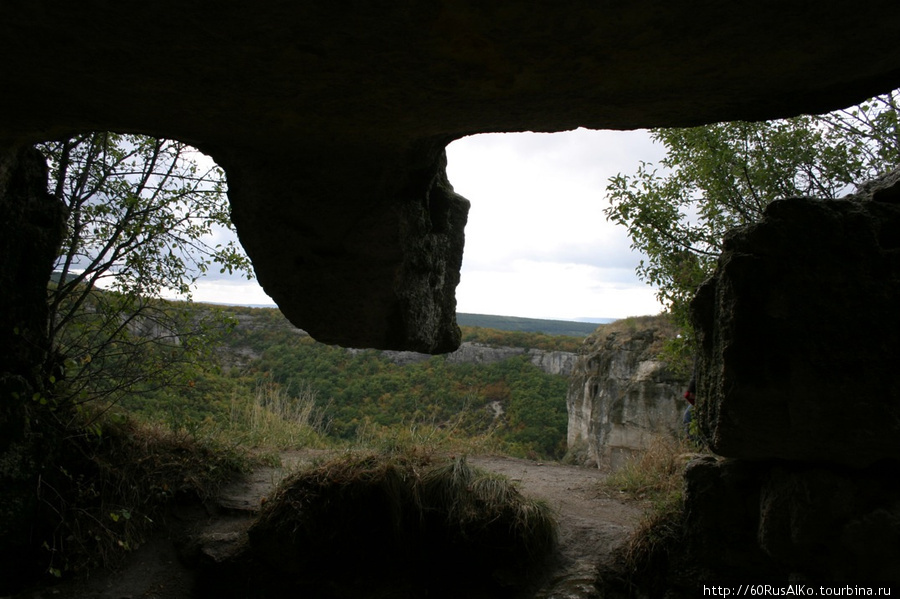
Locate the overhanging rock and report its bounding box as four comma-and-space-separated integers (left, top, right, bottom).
3, 2, 900, 350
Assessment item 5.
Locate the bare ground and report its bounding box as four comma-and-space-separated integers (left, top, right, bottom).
11, 451, 643, 599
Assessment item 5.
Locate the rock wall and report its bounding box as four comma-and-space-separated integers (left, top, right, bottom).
566, 316, 688, 468
0, 147, 68, 586
358, 342, 576, 376
677, 171, 900, 585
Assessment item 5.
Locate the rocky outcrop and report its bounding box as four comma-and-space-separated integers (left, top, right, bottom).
3, 3, 900, 351
357, 342, 577, 376
0, 147, 68, 588
692, 193, 900, 466
566, 316, 688, 468
676, 172, 900, 585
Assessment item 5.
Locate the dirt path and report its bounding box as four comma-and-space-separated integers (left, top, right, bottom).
14, 451, 642, 599
468, 455, 641, 597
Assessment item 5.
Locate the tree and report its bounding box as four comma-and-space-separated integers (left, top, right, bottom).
37, 132, 253, 420
605, 89, 900, 358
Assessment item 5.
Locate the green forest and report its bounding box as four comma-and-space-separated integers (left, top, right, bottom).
121, 304, 585, 460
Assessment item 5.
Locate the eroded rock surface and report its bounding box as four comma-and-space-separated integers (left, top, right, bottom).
692, 192, 900, 466
672, 172, 900, 587
566, 316, 688, 468
3, 2, 900, 350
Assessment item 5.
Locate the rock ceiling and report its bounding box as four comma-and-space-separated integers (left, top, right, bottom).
3, 2, 900, 351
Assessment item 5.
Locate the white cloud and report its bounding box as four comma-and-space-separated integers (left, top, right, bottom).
446, 128, 666, 320
182, 279, 274, 306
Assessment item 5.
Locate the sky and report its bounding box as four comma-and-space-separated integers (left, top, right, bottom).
188, 128, 669, 322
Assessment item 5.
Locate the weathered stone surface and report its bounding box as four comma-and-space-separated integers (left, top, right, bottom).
3, 3, 900, 350
758, 463, 900, 580
675, 457, 900, 584
362, 341, 576, 375
692, 193, 900, 466
681, 457, 786, 582
566, 317, 687, 467
223, 146, 468, 352
0, 147, 68, 587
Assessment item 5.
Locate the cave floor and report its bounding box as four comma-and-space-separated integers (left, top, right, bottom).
13, 450, 643, 599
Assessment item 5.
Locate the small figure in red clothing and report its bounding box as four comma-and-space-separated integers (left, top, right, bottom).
682, 374, 697, 440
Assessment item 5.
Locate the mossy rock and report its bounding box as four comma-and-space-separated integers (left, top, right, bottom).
239, 451, 558, 598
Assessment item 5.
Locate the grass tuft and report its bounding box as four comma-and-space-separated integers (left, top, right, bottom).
603, 434, 695, 503
600, 434, 700, 596
353, 414, 503, 458
37, 408, 251, 578
226, 382, 329, 450
242, 449, 558, 597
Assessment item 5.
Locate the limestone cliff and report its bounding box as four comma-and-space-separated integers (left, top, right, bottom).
364, 342, 576, 376
566, 316, 688, 468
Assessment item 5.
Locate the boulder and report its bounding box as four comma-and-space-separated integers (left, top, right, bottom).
681, 457, 786, 582
692, 190, 900, 466
662, 171, 900, 588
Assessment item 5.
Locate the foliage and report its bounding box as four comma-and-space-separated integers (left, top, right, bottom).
457, 312, 600, 339
37, 132, 252, 416
251, 341, 570, 459
460, 325, 584, 352
116, 302, 574, 460
605, 89, 900, 341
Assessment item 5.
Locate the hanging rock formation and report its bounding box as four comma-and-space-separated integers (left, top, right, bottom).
566, 316, 688, 468
3, 2, 900, 351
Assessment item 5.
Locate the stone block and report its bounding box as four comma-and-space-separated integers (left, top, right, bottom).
758, 463, 900, 580
692, 193, 900, 465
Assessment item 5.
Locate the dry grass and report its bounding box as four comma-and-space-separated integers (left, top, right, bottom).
353, 412, 503, 458
601, 434, 702, 596
603, 434, 695, 503
227, 382, 330, 450
245, 449, 558, 597
38, 410, 251, 577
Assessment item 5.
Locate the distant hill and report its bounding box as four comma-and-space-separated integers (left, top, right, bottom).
456, 313, 611, 337
194, 302, 610, 339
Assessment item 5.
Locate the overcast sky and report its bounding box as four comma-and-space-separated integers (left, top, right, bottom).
189, 128, 668, 322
